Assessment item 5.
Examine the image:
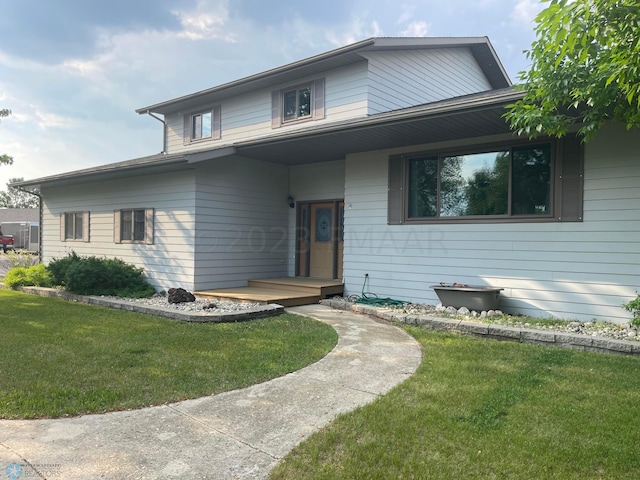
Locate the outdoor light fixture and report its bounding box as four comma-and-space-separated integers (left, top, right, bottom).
287, 195, 295, 208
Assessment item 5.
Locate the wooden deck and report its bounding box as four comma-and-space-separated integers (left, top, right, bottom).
194, 277, 344, 307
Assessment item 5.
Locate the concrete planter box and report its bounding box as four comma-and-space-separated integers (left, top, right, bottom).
431, 284, 504, 311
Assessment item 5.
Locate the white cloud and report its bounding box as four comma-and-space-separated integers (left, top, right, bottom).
35, 111, 77, 129
511, 0, 543, 25
325, 19, 383, 47
172, 0, 235, 42
399, 21, 430, 37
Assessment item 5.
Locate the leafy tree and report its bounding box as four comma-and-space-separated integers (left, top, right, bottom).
505, 0, 640, 140
0, 109, 13, 165
0, 177, 39, 208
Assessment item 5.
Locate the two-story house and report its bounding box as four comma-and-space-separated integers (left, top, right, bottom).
16, 37, 640, 323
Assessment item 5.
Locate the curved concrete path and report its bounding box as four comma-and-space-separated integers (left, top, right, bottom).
0, 304, 422, 479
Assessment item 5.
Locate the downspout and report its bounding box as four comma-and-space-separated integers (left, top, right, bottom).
144, 110, 167, 154
15, 186, 42, 263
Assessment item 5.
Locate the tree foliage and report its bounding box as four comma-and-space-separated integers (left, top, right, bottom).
505, 0, 640, 141
0, 109, 13, 166
0, 177, 39, 209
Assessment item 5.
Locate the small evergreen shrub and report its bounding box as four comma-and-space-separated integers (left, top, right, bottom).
4, 264, 54, 288
48, 253, 155, 298
48, 251, 82, 286
622, 295, 640, 327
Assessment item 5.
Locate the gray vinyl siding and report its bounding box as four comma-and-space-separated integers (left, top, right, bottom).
342, 123, 640, 324
165, 63, 369, 155
193, 157, 290, 290
363, 48, 493, 114
40, 171, 197, 291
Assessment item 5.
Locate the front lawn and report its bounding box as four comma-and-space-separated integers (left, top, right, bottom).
270, 327, 640, 479
0, 289, 337, 419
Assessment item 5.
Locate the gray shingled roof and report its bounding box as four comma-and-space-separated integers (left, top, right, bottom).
0, 208, 39, 224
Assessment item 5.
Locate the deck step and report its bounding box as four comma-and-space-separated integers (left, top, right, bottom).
194, 277, 343, 307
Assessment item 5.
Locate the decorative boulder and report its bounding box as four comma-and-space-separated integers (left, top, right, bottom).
167, 287, 196, 304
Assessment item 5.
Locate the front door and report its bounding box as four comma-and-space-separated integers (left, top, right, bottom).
297, 201, 343, 279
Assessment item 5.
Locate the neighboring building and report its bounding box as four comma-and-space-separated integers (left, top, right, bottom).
0, 208, 39, 251
15, 37, 640, 323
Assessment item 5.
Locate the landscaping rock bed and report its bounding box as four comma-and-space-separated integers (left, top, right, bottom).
322, 298, 640, 356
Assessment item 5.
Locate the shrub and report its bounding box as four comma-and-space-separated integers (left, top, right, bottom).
48, 253, 155, 298
622, 295, 640, 327
5, 250, 39, 269
4, 264, 54, 288
47, 251, 82, 286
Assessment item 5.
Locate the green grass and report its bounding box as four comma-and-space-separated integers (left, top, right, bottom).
0, 289, 337, 419
270, 327, 640, 480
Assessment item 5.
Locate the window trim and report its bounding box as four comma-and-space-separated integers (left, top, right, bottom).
114, 208, 154, 245
60, 211, 90, 242
271, 78, 325, 128
183, 106, 221, 145
388, 136, 583, 225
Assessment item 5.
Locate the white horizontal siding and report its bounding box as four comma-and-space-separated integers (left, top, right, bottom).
40, 171, 197, 291
165, 63, 369, 155
343, 123, 640, 324
363, 48, 492, 114
193, 157, 290, 289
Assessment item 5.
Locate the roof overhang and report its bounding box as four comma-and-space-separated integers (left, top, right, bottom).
15, 88, 524, 190
234, 88, 524, 164
136, 37, 511, 116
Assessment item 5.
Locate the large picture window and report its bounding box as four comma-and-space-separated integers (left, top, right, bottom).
388, 136, 583, 225
408, 145, 551, 219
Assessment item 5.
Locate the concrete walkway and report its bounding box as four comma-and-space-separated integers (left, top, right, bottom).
0, 304, 422, 479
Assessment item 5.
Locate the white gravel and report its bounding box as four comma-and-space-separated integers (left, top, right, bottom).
101, 294, 263, 314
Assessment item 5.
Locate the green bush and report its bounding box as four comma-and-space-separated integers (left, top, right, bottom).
47, 252, 156, 298
4, 264, 54, 288
47, 251, 82, 286
622, 295, 640, 327
5, 250, 39, 269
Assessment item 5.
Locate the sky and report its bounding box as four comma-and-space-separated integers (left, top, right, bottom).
0, 0, 546, 190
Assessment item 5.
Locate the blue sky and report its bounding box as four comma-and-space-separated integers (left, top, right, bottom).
0, 0, 545, 189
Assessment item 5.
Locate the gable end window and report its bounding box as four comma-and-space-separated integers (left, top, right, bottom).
388, 136, 583, 224
183, 106, 221, 145
60, 211, 90, 242
271, 78, 325, 128
114, 208, 154, 244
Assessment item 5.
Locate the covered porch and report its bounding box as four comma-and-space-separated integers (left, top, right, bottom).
194, 277, 344, 307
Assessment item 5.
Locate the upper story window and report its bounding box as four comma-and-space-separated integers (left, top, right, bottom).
192, 111, 212, 140
283, 86, 312, 122
388, 136, 583, 225
183, 106, 221, 145
272, 78, 325, 128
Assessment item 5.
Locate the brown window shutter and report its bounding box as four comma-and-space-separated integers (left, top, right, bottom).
144, 208, 154, 245
388, 155, 405, 225
114, 210, 122, 243
271, 90, 282, 128
557, 135, 584, 222
313, 78, 325, 120
83, 212, 90, 242
183, 115, 191, 145
213, 106, 221, 140
60, 214, 66, 241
